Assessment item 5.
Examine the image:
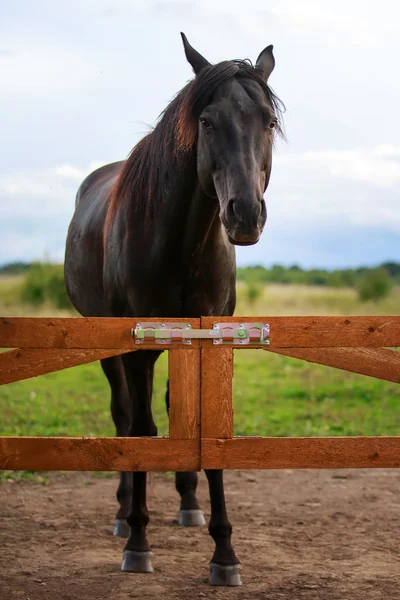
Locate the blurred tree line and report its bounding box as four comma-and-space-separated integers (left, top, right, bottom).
0, 261, 398, 307
237, 262, 398, 303
0, 262, 72, 310
20, 263, 72, 309
237, 262, 400, 287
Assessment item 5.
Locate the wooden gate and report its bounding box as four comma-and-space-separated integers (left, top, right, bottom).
1, 316, 400, 472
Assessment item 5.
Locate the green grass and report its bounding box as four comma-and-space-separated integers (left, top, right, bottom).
0, 355, 169, 438
2, 349, 398, 444
233, 350, 400, 437
0, 355, 170, 482
1, 281, 399, 481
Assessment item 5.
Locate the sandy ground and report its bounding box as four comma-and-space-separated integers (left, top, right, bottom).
1, 468, 399, 599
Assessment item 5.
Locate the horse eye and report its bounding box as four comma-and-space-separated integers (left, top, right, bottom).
200, 117, 212, 129
268, 119, 277, 130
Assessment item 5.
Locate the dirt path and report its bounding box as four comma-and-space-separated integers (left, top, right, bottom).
1, 469, 399, 599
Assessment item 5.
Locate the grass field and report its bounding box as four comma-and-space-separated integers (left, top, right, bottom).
0, 278, 399, 480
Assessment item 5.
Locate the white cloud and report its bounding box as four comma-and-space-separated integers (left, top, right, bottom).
270, 187, 400, 231
372, 144, 400, 159
0, 46, 97, 94
54, 161, 107, 182
170, 0, 383, 48
0, 160, 107, 263
0, 161, 106, 218
269, 145, 400, 233
271, 1, 379, 46
276, 145, 400, 188
0, 231, 64, 264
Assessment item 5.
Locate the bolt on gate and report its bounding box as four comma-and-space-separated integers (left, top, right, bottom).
1, 316, 400, 472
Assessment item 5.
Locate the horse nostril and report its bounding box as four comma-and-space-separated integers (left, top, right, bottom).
227, 199, 236, 220
260, 199, 266, 219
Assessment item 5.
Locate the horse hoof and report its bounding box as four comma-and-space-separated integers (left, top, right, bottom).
178, 509, 206, 527
113, 519, 130, 538
121, 550, 153, 573
209, 563, 242, 586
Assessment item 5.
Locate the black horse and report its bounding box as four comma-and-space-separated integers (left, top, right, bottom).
64, 33, 283, 586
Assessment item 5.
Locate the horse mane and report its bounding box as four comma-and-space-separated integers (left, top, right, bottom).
107, 60, 284, 231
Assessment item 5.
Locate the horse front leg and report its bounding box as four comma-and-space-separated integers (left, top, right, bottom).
120, 350, 160, 574
101, 356, 132, 538
205, 469, 241, 586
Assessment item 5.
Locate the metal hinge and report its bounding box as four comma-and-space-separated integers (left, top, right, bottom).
132, 322, 270, 346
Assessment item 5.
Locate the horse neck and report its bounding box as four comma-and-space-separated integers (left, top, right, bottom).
151, 147, 221, 262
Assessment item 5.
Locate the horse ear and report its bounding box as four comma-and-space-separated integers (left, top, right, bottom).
255, 44, 275, 81
180, 32, 210, 75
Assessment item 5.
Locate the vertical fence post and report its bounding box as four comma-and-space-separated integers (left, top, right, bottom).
168, 347, 201, 470
200, 346, 234, 440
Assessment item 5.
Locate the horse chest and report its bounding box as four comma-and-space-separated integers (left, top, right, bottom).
182, 265, 235, 316
121, 263, 233, 317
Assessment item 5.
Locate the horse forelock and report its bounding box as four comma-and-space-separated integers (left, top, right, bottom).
175, 60, 285, 151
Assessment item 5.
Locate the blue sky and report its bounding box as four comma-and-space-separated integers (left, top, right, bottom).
1, 0, 399, 268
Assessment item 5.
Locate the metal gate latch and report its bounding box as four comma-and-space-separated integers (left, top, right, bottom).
132, 322, 270, 346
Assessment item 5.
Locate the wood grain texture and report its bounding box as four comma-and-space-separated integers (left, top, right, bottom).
168, 349, 201, 439
0, 348, 132, 385
266, 346, 400, 383
202, 437, 400, 469
0, 317, 200, 349
2, 316, 399, 349
0, 437, 200, 472
201, 347, 233, 438
201, 316, 400, 348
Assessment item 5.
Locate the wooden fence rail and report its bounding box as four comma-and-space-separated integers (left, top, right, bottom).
1, 316, 399, 472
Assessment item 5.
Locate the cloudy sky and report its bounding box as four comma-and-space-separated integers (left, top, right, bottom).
1, 0, 399, 268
